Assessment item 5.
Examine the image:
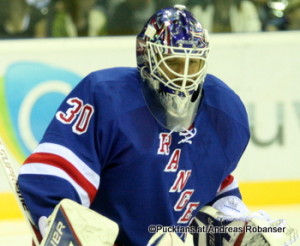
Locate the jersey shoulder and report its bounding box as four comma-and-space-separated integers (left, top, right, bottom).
87, 67, 140, 92
79, 67, 145, 113
89, 67, 138, 82
201, 74, 250, 172
203, 73, 248, 127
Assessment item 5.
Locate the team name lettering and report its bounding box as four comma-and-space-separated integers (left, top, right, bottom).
164, 149, 181, 172
174, 189, 194, 211
178, 202, 200, 224
158, 132, 200, 226
157, 133, 172, 155
169, 170, 192, 193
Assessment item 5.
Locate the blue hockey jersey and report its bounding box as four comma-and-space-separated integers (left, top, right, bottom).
18, 67, 250, 245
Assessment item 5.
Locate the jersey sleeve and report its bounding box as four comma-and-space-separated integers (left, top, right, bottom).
18, 73, 101, 226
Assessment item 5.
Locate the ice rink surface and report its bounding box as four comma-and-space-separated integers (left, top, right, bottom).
0, 204, 299, 246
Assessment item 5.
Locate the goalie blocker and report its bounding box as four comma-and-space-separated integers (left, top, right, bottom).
39, 199, 119, 246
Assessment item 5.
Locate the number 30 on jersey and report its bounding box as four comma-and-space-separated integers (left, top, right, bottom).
56, 97, 94, 135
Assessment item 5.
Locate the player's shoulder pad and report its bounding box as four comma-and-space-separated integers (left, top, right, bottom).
77, 67, 139, 98
88, 67, 139, 84
76, 67, 143, 117
203, 74, 248, 126
203, 74, 239, 100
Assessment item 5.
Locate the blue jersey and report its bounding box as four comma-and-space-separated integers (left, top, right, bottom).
18, 67, 250, 245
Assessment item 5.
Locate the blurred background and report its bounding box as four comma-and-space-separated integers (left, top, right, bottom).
0, 0, 299, 244
1, 0, 300, 38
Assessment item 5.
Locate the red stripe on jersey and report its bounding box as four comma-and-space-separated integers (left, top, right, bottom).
23, 153, 97, 202
220, 174, 234, 191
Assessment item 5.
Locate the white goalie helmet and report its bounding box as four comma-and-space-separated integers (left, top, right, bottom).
136, 5, 210, 132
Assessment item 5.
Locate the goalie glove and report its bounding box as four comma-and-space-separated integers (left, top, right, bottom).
191, 196, 298, 246
39, 199, 119, 246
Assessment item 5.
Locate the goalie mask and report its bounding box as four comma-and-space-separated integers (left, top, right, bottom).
137, 5, 210, 132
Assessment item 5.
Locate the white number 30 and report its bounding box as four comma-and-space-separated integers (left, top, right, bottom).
56, 97, 94, 135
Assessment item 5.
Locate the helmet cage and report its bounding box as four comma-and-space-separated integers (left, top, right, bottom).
146, 41, 209, 98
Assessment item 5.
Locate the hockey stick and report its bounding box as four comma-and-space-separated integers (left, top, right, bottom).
0, 138, 40, 246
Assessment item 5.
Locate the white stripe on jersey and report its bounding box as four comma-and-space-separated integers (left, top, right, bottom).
20, 163, 91, 207
33, 143, 100, 189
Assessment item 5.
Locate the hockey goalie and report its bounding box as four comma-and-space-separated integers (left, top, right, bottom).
16, 4, 298, 246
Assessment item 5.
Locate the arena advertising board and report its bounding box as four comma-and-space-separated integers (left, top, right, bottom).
0, 37, 136, 165
0, 62, 81, 162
